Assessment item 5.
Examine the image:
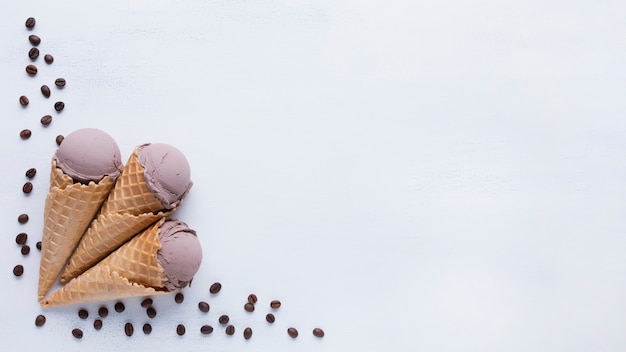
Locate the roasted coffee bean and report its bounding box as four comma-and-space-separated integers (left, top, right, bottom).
94, 319, 103, 330
174, 292, 184, 303
25, 17, 36, 29
198, 301, 210, 313
55, 78, 66, 88
98, 306, 108, 318
20, 129, 32, 140
56, 134, 64, 145
36, 241, 42, 250
23, 182, 33, 193
270, 300, 281, 309
313, 328, 325, 337
16, 233, 28, 245
225, 325, 235, 336
265, 313, 275, 323
44, 54, 54, 64
72, 328, 83, 339
26, 65, 37, 75
146, 307, 156, 318
28, 35, 41, 46
26, 168, 37, 179
13, 264, 24, 276
114, 301, 125, 313
19, 95, 29, 106
124, 322, 134, 336
21, 245, 30, 256
243, 327, 252, 340
78, 309, 89, 319
40, 115, 52, 126
18, 213, 29, 224
200, 325, 213, 334
141, 298, 153, 308
218, 314, 229, 325
143, 324, 152, 334
287, 327, 299, 338
176, 324, 186, 336
28, 47, 39, 60
41, 85, 51, 98
54, 101, 64, 112
247, 293, 258, 304
35, 314, 46, 327
244, 303, 255, 312
209, 282, 222, 294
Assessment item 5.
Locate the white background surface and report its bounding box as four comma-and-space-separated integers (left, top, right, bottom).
1, 0, 625, 351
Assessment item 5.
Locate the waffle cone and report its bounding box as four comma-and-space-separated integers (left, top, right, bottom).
41, 219, 169, 307
38, 161, 115, 301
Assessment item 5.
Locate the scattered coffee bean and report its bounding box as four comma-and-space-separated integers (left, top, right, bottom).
313, 328, 325, 337
141, 298, 153, 308
13, 264, 24, 276
44, 54, 54, 64
266, 313, 276, 323
243, 327, 253, 340
54, 101, 64, 112
56, 134, 64, 145
124, 322, 134, 337
146, 307, 157, 318
28, 47, 39, 60
23, 182, 33, 193
244, 303, 255, 312
21, 245, 30, 256
174, 292, 184, 303
26, 64, 37, 75
176, 324, 186, 336
26, 168, 37, 179
247, 293, 258, 304
16, 233, 28, 245
210, 282, 222, 294
20, 129, 32, 140
94, 319, 103, 330
18, 213, 29, 224
98, 306, 108, 318
143, 323, 152, 334
218, 314, 229, 325
36, 241, 42, 250
225, 325, 235, 336
114, 301, 125, 313
200, 325, 213, 334
72, 328, 83, 339
78, 309, 89, 319
198, 301, 210, 313
287, 327, 299, 338
41, 85, 51, 98
25, 17, 36, 29
19, 95, 29, 106
40, 115, 52, 126
270, 300, 281, 309
28, 35, 41, 46
35, 315, 46, 327
55, 78, 66, 88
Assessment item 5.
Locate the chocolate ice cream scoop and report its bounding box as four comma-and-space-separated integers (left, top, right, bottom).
156, 219, 202, 291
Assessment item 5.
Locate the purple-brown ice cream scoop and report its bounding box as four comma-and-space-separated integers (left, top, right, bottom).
156, 219, 202, 291
54, 128, 123, 183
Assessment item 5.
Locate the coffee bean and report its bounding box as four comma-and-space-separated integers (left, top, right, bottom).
143, 324, 152, 334
124, 322, 134, 337
98, 306, 108, 318
114, 301, 125, 313
26, 64, 37, 75
56, 135, 64, 145
198, 301, 210, 313
225, 325, 235, 336
141, 298, 153, 308
19, 95, 29, 106
13, 264, 24, 276
41, 85, 51, 98
200, 325, 213, 334
25, 168, 37, 179
266, 313, 275, 323
36, 241, 42, 250
35, 314, 46, 327
40, 115, 52, 126
44, 54, 54, 64
287, 327, 298, 338
25, 17, 36, 29
18, 213, 29, 224
209, 282, 222, 294
23, 182, 33, 193
55, 78, 66, 88
247, 293, 258, 304
146, 307, 157, 318
16, 233, 28, 245
54, 101, 64, 112
218, 314, 229, 325
313, 328, 325, 337
28, 47, 39, 60
174, 292, 184, 303
21, 245, 30, 256
94, 319, 103, 330
270, 300, 281, 309
243, 327, 252, 340
20, 129, 32, 140
176, 324, 186, 336
244, 303, 255, 312
78, 309, 89, 319
29, 35, 41, 46
72, 328, 83, 339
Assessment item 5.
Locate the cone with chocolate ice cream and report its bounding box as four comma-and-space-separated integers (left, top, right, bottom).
38, 128, 123, 300
60, 143, 192, 282
41, 218, 202, 307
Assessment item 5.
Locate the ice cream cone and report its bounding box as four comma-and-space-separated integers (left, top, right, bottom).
38, 161, 115, 301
